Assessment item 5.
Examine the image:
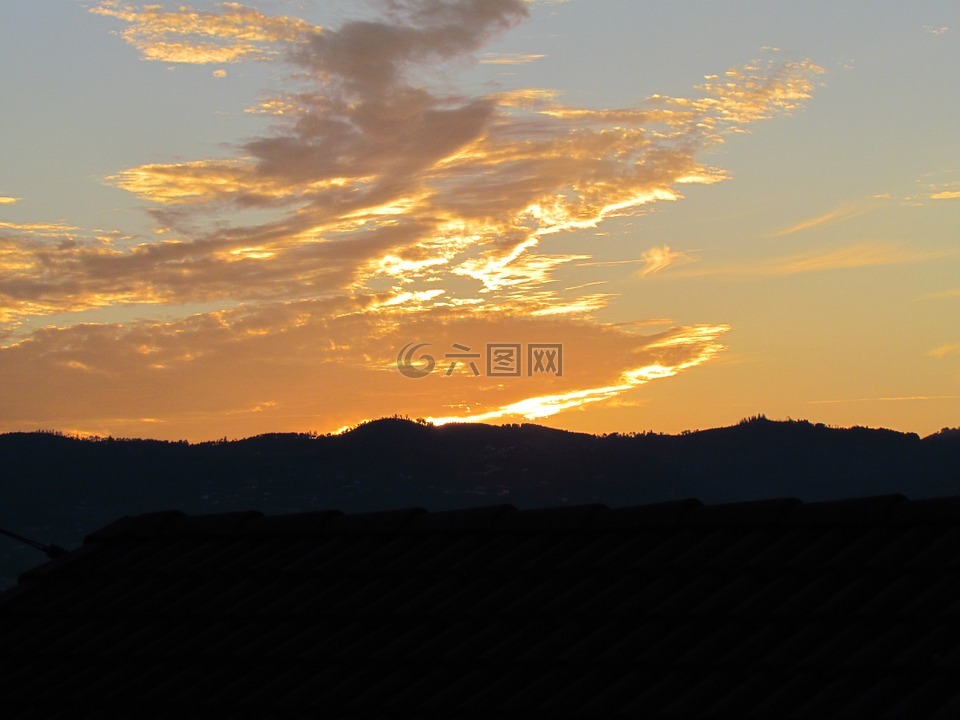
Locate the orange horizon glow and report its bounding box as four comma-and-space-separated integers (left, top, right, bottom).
0, 1, 956, 442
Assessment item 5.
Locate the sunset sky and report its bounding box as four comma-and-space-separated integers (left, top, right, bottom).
1, 0, 957, 441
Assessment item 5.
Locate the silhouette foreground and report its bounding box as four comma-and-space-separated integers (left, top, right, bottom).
1, 416, 958, 587
3, 495, 960, 718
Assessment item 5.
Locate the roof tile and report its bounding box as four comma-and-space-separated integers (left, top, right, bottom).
4, 494, 960, 718
589, 499, 701, 530
157, 511, 264, 537
83, 511, 186, 542
407, 503, 516, 532
681, 497, 802, 526
241, 509, 343, 536
783, 494, 908, 526
501, 503, 607, 531
322, 507, 428, 534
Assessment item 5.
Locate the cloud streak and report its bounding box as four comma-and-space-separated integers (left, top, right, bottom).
770, 203, 867, 237
931, 190, 960, 200
91, 1, 315, 63
480, 52, 544, 64
637, 245, 697, 277
661, 244, 954, 280
810, 395, 960, 405
929, 343, 960, 360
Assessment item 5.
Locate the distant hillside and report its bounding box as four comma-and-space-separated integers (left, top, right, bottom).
1, 416, 959, 587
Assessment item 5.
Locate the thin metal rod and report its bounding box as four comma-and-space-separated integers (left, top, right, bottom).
0, 527, 67, 559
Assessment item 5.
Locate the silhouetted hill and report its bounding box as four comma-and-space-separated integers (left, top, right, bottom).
1, 417, 958, 587
925, 426, 960, 443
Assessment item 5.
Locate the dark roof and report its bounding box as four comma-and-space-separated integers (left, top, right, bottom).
4, 494, 960, 718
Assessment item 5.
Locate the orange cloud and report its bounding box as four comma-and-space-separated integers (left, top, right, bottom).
764, 244, 953, 276
1, 44, 818, 328
903, 177, 960, 203
90, 1, 316, 63
810, 395, 960, 404
0, 220, 76, 236
929, 343, 960, 359
924, 288, 960, 300
428, 324, 728, 424
3, 1, 824, 437
693, 59, 824, 124
667, 244, 954, 280
0, 301, 727, 439
637, 245, 696, 277
770, 203, 868, 237
481, 53, 544, 64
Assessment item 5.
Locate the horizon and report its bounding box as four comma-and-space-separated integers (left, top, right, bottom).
1, 1, 957, 442
6, 413, 957, 445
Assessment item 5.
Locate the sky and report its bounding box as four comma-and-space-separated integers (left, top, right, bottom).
0, 0, 957, 441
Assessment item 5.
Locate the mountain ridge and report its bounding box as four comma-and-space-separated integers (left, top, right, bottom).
1, 416, 958, 587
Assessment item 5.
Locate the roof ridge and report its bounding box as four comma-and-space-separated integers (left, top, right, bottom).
74, 493, 960, 546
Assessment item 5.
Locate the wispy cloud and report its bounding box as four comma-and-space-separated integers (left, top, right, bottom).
929, 343, 960, 359
923, 288, 960, 300
637, 245, 697, 277
931, 190, 960, 200
91, 1, 315, 63
480, 52, 544, 64
923, 25, 950, 36
903, 176, 960, 203
810, 395, 960, 405
4, 6, 822, 325
428, 324, 729, 424
0, 219, 77, 236
0, 196, 20, 205
764, 244, 947, 276
669, 243, 953, 280
770, 203, 867, 237
0, 1, 824, 436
